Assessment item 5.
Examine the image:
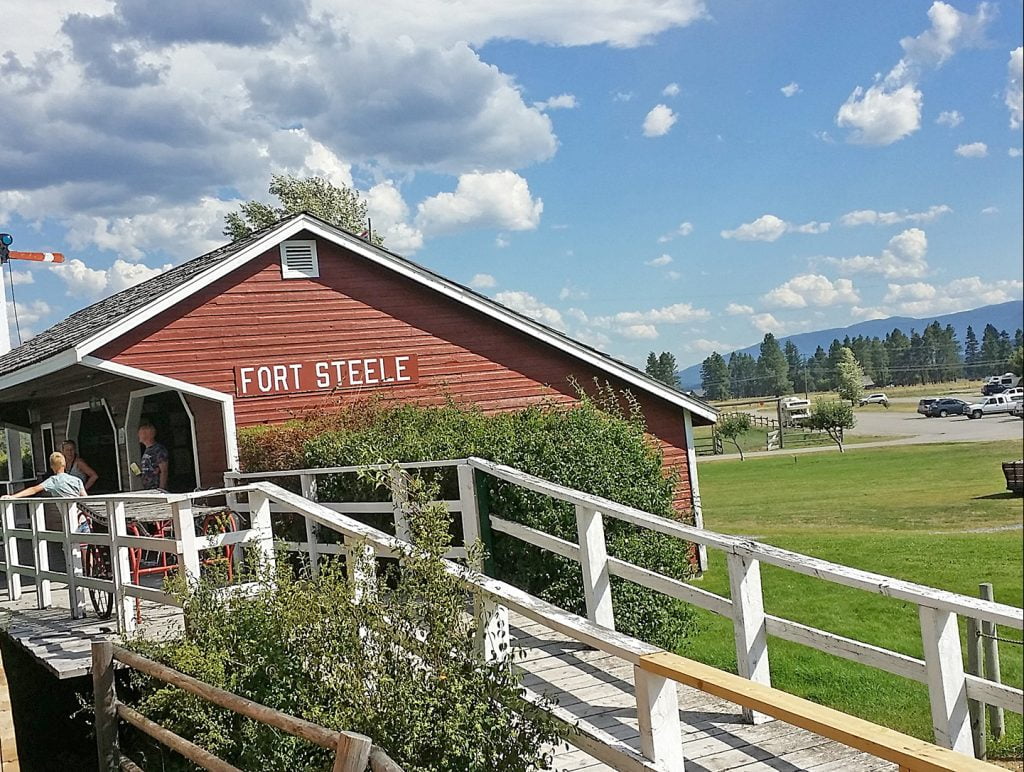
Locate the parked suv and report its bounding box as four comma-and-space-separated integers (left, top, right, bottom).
859, 392, 889, 407
966, 394, 1018, 419
917, 398, 938, 415
925, 398, 970, 417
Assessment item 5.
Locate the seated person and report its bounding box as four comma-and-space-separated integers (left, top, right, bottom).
138, 421, 169, 491
61, 440, 99, 491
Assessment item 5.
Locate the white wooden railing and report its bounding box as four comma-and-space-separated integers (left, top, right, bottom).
226, 458, 1024, 760
1, 461, 1019, 770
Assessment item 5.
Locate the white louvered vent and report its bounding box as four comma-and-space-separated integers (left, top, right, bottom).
280, 240, 319, 279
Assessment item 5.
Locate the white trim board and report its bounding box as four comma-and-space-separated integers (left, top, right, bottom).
0, 215, 716, 424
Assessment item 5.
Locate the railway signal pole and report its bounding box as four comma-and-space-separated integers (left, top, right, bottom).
0, 232, 66, 355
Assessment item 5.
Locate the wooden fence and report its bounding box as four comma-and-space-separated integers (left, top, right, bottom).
225, 460, 1023, 766
92, 641, 401, 772
2, 464, 1020, 769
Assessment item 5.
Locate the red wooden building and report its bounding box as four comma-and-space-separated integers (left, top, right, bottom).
0, 214, 716, 548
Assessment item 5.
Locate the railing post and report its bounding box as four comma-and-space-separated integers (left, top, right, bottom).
346, 542, 377, 604
331, 731, 372, 772
32, 501, 51, 608
575, 505, 614, 630
726, 552, 771, 724
1, 502, 21, 601
919, 605, 973, 753
474, 596, 510, 663
60, 502, 86, 618
247, 489, 276, 576
92, 640, 119, 772
299, 474, 319, 579
966, 615, 986, 759
456, 464, 481, 568
979, 583, 1005, 740
388, 468, 410, 542
635, 666, 685, 769
171, 500, 200, 586
109, 502, 136, 636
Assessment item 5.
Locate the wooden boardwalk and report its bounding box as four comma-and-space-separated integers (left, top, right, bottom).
0, 585, 893, 770
509, 614, 895, 772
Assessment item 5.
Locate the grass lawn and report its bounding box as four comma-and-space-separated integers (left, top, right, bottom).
682, 440, 1024, 756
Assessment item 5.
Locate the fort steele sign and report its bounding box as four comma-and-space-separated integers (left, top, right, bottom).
234, 354, 419, 397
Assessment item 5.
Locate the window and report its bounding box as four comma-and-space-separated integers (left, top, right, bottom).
280, 240, 319, 279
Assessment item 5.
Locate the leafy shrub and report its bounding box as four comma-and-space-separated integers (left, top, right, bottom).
126, 471, 561, 772
239, 385, 699, 649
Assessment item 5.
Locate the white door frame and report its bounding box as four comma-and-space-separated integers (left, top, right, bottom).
125, 386, 201, 492
66, 398, 123, 491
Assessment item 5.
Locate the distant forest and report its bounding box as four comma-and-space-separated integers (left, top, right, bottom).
692, 322, 1024, 400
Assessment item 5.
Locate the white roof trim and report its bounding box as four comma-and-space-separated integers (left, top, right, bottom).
3, 215, 717, 423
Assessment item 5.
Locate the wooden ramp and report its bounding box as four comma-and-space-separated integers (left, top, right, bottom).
509, 614, 896, 772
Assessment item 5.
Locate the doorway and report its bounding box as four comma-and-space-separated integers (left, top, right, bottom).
67, 400, 121, 494
125, 388, 198, 493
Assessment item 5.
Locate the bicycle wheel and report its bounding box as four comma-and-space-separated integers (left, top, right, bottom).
83, 544, 114, 620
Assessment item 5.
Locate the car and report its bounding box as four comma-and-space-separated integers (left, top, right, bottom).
981, 382, 1008, 396
966, 394, 1018, 419
1013, 401, 1024, 419
917, 398, 938, 415
1002, 386, 1023, 402
925, 398, 970, 417
859, 392, 889, 407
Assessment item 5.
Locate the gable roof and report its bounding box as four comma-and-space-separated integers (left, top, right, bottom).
0, 213, 717, 423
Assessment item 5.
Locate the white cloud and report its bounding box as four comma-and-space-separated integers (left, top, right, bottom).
493, 290, 565, 331
662, 82, 680, 97
645, 254, 673, 267
882, 276, 1024, 316
7, 299, 49, 325
828, 227, 929, 278
534, 93, 578, 111
1009, 148, 1022, 157
780, 82, 801, 97
1006, 47, 1023, 129
762, 274, 860, 309
954, 142, 988, 158
657, 221, 694, 242
469, 273, 496, 289
980, 206, 999, 215
721, 214, 829, 241
683, 338, 737, 354
838, 204, 951, 227
558, 285, 588, 301
53, 257, 172, 298
594, 302, 710, 329
495, 235, 510, 248
415, 171, 543, 236
935, 109, 963, 127
642, 104, 678, 137
750, 313, 784, 334
613, 91, 634, 102
836, 84, 923, 145
365, 180, 424, 254
620, 324, 659, 339
666, 270, 681, 281
724, 302, 754, 315
851, 306, 890, 321
9, 270, 34, 286
835, 2, 992, 145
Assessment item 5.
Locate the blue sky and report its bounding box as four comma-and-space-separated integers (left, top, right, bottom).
2, 0, 1021, 368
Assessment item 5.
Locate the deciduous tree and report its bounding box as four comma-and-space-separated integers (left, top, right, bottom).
834, 347, 864, 406
806, 400, 855, 452
716, 412, 753, 460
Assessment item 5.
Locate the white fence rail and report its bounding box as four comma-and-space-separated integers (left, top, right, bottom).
228, 457, 1024, 757
1, 458, 1020, 770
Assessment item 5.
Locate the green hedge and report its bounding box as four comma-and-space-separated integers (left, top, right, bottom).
239, 390, 698, 648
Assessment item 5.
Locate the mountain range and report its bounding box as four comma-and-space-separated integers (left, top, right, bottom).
678, 300, 1024, 388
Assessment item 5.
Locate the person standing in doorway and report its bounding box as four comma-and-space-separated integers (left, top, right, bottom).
61, 440, 99, 491
138, 421, 169, 491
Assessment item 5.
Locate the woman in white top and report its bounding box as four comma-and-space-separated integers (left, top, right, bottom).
61, 440, 99, 492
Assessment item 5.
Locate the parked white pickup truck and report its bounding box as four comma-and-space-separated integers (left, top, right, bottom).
965, 394, 1018, 419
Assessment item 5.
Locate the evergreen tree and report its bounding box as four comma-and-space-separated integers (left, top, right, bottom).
979, 324, 1004, 376
808, 346, 829, 392
756, 333, 793, 396
963, 325, 980, 378
783, 340, 804, 393
644, 351, 680, 388
728, 352, 758, 398
869, 338, 890, 386
885, 328, 911, 386
700, 352, 731, 400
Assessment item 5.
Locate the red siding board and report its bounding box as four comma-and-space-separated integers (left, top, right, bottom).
98, 235, 697, 520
